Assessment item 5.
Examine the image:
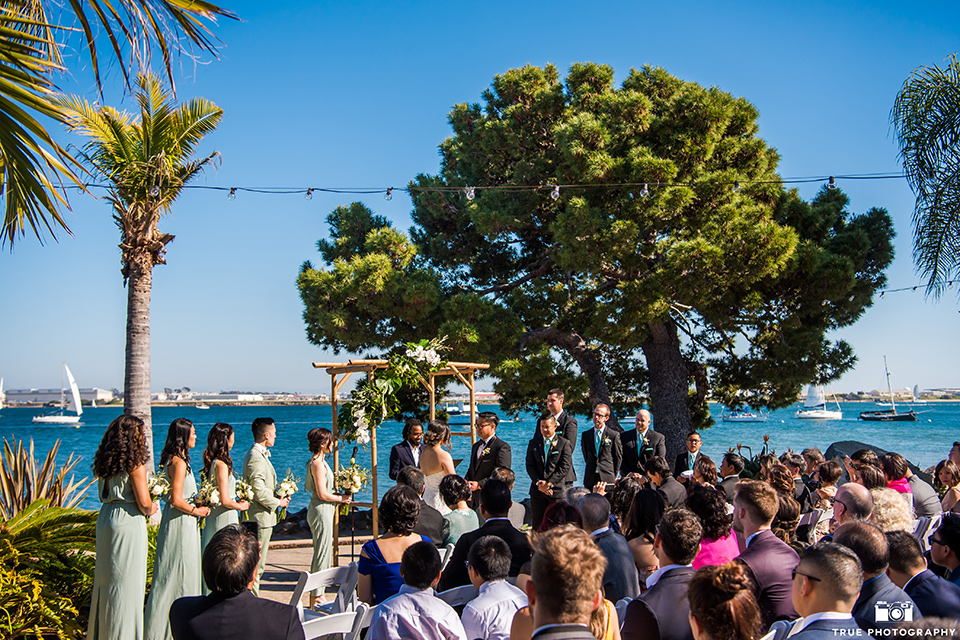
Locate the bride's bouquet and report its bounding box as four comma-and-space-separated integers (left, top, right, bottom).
276, 469, 299, 520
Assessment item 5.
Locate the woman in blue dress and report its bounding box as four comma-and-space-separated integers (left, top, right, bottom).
144, 418, 211, 640
200, 423, 250, 592
358, 485, 429, 604
88, 415, 159, 640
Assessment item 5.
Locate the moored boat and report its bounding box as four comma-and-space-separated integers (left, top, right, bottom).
32, 364, 83, 424
795, 384, 842, 420
859, 357, 917, 422
720, 408, 768, 423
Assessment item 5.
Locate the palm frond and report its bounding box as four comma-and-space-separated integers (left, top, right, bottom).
0, 438, 92, 521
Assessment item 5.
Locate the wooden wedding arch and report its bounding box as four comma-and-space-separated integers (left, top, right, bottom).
312, 358, 490, 562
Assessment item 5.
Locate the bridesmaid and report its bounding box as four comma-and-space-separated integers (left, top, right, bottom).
200, 422, 250, 592
88, 415, 158, 640
144, 418, 211, 640
305, 428, 351, 587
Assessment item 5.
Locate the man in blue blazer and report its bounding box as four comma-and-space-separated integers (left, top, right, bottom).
788, 542, 866, 640
388, 418, 423, 481
886, 529, 960, 619
578, 493, 640, 604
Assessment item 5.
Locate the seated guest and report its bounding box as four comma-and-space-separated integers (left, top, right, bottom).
756, 454, 778, 481
718, 453, 744, 504
880, 452, 912, 496
396, 465, 444, 544
621, 508, 702, 640
830, 482, 874, 533
801, 448, 825, 484
624, 489, 666, 586
812, 460, 841, 510
439, 474, 479, 546
856, 463, 887, 491
170, 525, 305, 640
771, 493, 803, 551
647, 456, 686, 508
439, 478, 532, 591
687, 562, 761, 640
359, 486, 431, 605
524, 524, 606, 640
565, 486, 590, 506
609, 476, 644, 533
691, 455, 718, 489
686, 484, 739, 569
764, 463, 795, 497
868, 488, 913, 533
886, 529, 960, 619
516, 502, 584, 594
833, 521, 920, 630
462, 536, 528, 640
579, 492, 641, 603
930, 513, 960, 585
780, 452, 814, 514
897, 456, 940, 518
477, 467, 526, 529
368, 540, 466, 640
388, 418, 423, 481
732, 480, 800, 628
940, 461, 960, 513
788, 542, 865, 640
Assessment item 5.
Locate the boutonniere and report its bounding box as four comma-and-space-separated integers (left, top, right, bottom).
482, 446, 492, 457
602, 436, 611, 447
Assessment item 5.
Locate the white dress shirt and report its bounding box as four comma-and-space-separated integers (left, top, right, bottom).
368, 584, 466, 640
461, 580, 528, 640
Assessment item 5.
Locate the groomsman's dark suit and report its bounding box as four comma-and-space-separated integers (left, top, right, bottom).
554, 411, 578, 447
621, 428, 666, 476
465, 436, 511, 505
582, 428, 622, 490
674, 451, 702, 478
388, 440, 422, 481
526, 433, 575, 529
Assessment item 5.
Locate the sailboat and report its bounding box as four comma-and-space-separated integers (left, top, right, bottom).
911, 385, 928, 405
32, 364, 83, 424
795, 384, 843, 420
0, 377, 4, 411
720, 407, 769, 422
859, 357, 917, 422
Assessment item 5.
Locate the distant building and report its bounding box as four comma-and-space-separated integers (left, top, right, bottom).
6, 387, 115, 403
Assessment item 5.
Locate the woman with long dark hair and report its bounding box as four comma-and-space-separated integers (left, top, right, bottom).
306, 427, 351, 582
200, 423, 250, 557
88, 415, 158, 640
624, 488, 666, 585
419, 420, 455, 515
144, 418, 211, 640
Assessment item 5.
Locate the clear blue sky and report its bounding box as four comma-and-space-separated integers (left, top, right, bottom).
2, 0, 958, 396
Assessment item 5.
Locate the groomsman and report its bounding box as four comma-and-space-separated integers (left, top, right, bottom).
243, 417, 289, 597
466, 412, 512, 505
582, 403, 622, 491
544, 389, 578, 446
620, 410, 666, 476
674, 431, 703, 480
526, 414, 575, 529
388, 418, 423, 481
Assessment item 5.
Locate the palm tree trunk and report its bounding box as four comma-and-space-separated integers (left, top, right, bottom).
124, 259, 154, 465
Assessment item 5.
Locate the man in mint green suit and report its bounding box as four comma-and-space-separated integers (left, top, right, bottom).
243, 417, 290, 596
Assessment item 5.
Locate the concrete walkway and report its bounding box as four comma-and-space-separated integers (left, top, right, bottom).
258, 533, 373, 606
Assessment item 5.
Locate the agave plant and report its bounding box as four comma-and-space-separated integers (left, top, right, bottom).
0, 438, 92, 521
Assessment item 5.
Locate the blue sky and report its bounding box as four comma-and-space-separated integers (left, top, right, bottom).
2, 1, 958, 396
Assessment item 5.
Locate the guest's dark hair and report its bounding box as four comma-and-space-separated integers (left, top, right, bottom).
203, 525, 260, 595
855, 463, 886, 490
251, 417, 275, 441
694, 455, 718, 485
625, 489, 666, 542
159, 418, 193, 471
833, 521, 889, 575
817, 460, 842, 485
396, 466, 425, 495
402, 418, 422, 440
93, 415, 149, 477
688, 562, 761, 640
379, 486, 420, 536
467, 535, 511, 582
772, 494, 801, 545
400, 540, 441, 590
480, 478, 511, 516
799, 542, 863, 602
307, 427, 333, 455
422, 420, 450, 447
734, 480, 778, 525
881, 453, 909, 482
539, 502, 583, 532
722, 452, 744, 475
779, 452, 805, 474
757, 454, 778, 477
492, 466, 515, 490
577, 493, 611, 532
764, 464, 794, 496
439, 474, 471, 508
686, 484, 732, 540
203, 422, 235, 473
886, 530, 925, 574
547, 389, 564, 401
658, 508, 702, 565
802, 448, 825, 467
647, 456, 672, 478
609, 477, 644, 523
851, 449, 881, 469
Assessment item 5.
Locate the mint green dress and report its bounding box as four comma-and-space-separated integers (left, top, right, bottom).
306, 456, 337, 573
144, 464, 201, 640
87, 473, 148, 640
200, 461, 239, 594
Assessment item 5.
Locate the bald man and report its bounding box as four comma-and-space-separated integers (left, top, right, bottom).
620, 410, 665, 477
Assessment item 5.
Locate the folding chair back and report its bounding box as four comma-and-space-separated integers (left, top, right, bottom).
301, 608, 358, 640
290, 562, 359, 621
436, 584, 479, 607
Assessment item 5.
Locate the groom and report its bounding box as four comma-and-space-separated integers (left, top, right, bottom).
243, 417, 290, 597
465, 412, 511, 507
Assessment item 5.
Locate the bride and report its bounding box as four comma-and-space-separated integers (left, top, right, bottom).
419, 420, 455, 516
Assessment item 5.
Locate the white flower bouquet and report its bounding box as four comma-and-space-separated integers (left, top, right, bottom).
334, 463, 371, 515
234, 476, 252, 520
147, 470, 170, 502
276, 469, 300, 520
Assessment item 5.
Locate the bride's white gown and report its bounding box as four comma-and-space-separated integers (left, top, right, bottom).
422, 472, 451, 515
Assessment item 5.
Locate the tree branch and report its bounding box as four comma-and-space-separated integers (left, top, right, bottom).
473, 255, 555, 296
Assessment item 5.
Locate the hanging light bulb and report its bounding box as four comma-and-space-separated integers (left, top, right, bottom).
227, 188, 237, 201
827, 176, 837, 190
640, 183, 650, 198
465, 186, 475, 200
385, 188, 393, 201
550, 185, 560, 200
733, 181, 741, 193
305, 188, 314, 200
149, 186, 160, 197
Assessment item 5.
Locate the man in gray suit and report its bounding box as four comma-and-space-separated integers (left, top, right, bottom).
788, 542, 866, 640
243, 417, 289, 596
578, 493, 639, 603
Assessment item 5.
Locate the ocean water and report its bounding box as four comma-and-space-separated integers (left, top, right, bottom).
2, 402, 958, 512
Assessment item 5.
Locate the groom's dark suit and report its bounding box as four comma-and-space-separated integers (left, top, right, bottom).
526, 433, 575, 528
582, 428, 622, 490
465, 435, 511, 505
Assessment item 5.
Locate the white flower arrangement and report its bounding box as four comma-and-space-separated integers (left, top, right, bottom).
147, 470, 170, 502
234, 476, 253, 502
404, 344, 442, 368
334, 463, 371, 495
276, 469, 300, 520
196, 473, 221, 508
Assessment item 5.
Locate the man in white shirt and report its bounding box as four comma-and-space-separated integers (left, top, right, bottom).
787, 542, 865, 639
368, 541, 466, 640
462, 536, 528, 640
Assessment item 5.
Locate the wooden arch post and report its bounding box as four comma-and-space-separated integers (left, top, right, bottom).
312, 359, 489, 564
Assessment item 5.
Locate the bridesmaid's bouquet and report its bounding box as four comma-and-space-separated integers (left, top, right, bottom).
194, 473, 221, 529
235, 476, 253, 520
147, 470, 170, 503
334, 464, 371, 516
276, 469, 299, 520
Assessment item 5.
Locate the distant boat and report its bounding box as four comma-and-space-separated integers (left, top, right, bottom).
795, 384, 842, 420
196, 403, 210, 410
32, 364, 83, 424
911, 385, 928, 405
720, 408, 768, 423
0, 377, 4, 411
860, 357, 917, 422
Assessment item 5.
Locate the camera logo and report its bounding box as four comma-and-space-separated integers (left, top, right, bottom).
874, 600, 914, 623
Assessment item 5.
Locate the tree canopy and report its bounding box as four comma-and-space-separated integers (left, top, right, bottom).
299, 63, 894, 460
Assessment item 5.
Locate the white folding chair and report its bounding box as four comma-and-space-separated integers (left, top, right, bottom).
345, 602, 374, 640
301, 607, 361, 640
798, 508, 823, 528
913, 516, 932, 550
440, 543, 455, 572
435, 584, 478, 606
289, 562, 359, 622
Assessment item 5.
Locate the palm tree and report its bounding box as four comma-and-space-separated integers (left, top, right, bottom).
0, 0, 234, 247
58, 74, 223, 462
891, 54, 960, 298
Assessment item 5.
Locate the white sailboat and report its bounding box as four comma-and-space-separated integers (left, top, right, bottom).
0, 377, 4, 410
795, 384, 842, 420
911, 385, 928, 405
32, 364, 83, 424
